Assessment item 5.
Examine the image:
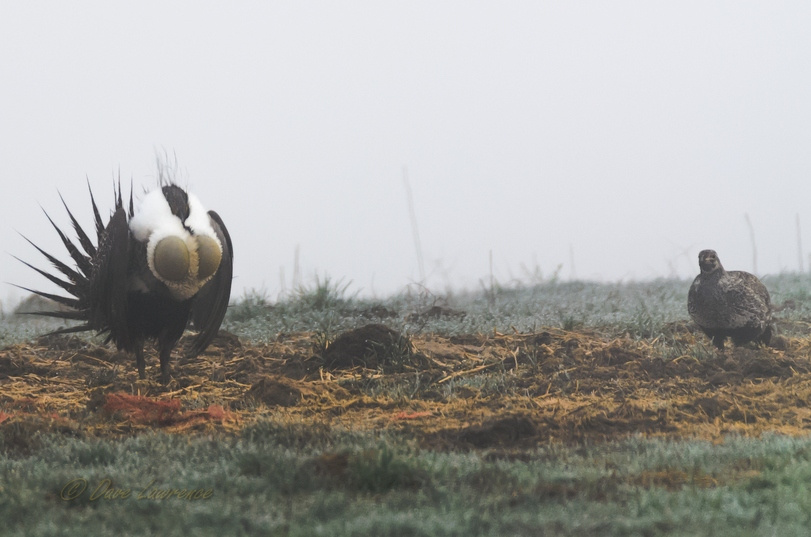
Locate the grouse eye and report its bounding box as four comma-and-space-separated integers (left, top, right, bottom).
196, 235, 222, 280
153, 236, 191, 282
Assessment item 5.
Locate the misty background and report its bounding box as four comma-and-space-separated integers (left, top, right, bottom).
3, 2, 811, 310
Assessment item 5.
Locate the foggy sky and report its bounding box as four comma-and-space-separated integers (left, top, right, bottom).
3, 2, 811, 308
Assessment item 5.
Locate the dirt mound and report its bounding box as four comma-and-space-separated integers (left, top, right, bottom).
4, 323, 811, 448
246, 375, 351, 407
322, 324, 417, 370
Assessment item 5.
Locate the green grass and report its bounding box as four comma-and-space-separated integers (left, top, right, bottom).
7, 273, 811, 345
216, 273, 811, 347
5, 426, 811, 536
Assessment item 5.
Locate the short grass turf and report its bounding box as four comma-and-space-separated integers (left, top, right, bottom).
5, 428, 811, 536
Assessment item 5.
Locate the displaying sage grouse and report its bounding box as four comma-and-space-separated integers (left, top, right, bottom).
17, 181, 233, 382
687, 249, 772, 350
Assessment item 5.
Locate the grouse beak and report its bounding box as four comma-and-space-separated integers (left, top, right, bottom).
699, 259, 717, 273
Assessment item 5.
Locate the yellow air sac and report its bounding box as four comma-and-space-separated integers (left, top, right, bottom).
196, 235, 222, 280
154, 236, 191, 282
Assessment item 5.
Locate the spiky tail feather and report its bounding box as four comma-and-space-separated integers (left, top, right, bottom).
15, 181, 131, 335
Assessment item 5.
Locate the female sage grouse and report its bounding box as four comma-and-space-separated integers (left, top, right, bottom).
687, 249, 772, 350
17, 181, 233, 382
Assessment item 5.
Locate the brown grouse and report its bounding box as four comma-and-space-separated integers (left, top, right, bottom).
687, 249, 772, 350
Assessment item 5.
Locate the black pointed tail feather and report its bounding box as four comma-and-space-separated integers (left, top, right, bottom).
21, 310, 88, 322
128, 178, 134, 217
116, 181, 122, 210
17, 235, 86, 291
87, 179, 105, 240
111, 177, 133, 216
11, 284, 81, 311
11, 287, 94, 337
59, 192, 97, 258
40, 208, 93, 278
39, 323, 98, 337
16, 186, 106, 328
17, 183, 138, 352
11, 256, 81, 298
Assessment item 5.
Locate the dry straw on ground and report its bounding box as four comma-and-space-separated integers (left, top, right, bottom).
3, 321, 811, 450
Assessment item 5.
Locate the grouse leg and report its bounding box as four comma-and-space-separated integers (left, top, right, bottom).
711, 335, 725, 350
135, 346, 146, 379
159, 346, 172, 384
759, 326, 772, 346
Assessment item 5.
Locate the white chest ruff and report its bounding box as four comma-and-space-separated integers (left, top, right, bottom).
129, 189, 222, 301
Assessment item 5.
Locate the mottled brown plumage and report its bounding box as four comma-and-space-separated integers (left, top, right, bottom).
687, 249, 772, 350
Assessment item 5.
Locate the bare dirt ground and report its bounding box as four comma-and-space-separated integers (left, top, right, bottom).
3, 320, 811, 452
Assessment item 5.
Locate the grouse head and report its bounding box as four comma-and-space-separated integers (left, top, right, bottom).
697, 249, 724, 275
129, 185, 223, 300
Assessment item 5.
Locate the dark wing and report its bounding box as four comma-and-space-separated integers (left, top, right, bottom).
686, 276, 700, 319
188, 210, 233, 356
89, 207, 133, 348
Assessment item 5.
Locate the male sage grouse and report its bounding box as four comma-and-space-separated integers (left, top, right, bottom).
687, 249, 772, 350
17, 181, 233, 382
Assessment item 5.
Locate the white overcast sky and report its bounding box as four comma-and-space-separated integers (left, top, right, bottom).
3, 2, 811, 307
